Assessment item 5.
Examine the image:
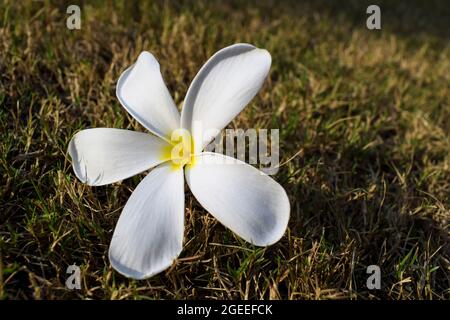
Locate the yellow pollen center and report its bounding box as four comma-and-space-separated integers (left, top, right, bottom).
160, 129, 195, 170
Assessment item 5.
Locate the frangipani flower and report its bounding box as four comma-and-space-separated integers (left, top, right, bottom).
68, 43, 290, 279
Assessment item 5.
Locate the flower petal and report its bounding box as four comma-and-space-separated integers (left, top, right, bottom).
181, 44, 271, 153
109, 164, 185, 279
185, 152, 289, 246
117, 51, 180, 139
68, 128, 169, 186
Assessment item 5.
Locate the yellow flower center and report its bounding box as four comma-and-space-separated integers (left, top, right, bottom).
160, 129, 195, 170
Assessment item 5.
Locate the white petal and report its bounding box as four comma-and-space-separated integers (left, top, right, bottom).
117, 51, 180, 139
68, 128, 169, 186
109, 164, 184, 279
185, 152, 289, 246
181, 44, 271, 153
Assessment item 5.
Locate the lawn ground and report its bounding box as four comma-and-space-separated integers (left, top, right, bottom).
0, 0, 449, 299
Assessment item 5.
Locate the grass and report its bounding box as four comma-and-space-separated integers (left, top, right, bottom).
0, 0, 449, 299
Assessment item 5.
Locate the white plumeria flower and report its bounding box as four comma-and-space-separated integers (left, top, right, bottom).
68, 43, 290, 279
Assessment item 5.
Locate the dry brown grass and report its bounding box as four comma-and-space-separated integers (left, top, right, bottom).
0, 0, 449, 299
